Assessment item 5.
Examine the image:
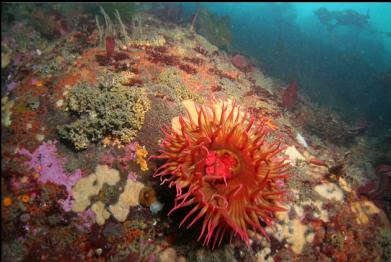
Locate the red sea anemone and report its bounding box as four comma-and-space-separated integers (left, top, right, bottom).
232, 54, 251, 72
105, 36, 116, 57
282, 80, 298, 110
153, 100, 290, 248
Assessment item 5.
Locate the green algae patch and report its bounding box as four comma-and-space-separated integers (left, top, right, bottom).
57, 80, 150, 150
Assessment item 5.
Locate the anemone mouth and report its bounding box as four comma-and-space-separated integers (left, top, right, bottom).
202, 149, 241, 184
153, 99, 289, 248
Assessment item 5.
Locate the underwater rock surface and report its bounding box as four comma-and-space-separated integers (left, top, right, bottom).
1, 3, 390, 262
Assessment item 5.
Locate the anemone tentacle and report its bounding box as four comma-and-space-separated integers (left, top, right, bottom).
153, 100, 289, 248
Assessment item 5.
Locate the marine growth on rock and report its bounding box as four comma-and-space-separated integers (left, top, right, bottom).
57, 78, 150, 150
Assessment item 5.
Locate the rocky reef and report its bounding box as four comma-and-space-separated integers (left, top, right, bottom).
193, 7, 232, 51
1, 3, 390, 262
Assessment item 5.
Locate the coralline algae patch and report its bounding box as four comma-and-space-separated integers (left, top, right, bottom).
16, 142, 152, 229
18, 140, 82, 212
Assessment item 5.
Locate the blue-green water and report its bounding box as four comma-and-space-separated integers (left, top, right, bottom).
185, 3, 391, 132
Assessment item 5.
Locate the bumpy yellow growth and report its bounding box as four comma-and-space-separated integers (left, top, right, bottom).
91, 201, 110, 225
109, 179, 144, 222
72, 165, 120, 212
135, 144, 149, 171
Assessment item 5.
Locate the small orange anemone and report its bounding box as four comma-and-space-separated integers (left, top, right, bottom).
3, 196, 13, 207
153, 100, 290, 248
20, 194, 30, 203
